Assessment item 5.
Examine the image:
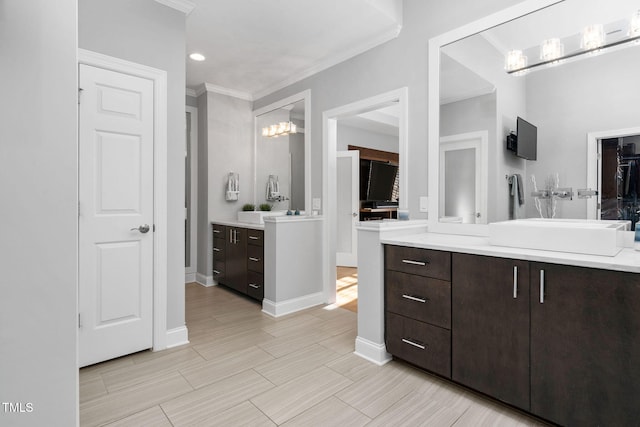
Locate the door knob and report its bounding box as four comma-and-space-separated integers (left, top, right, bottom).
352, 212, 358, 217
131, 224, 150, 233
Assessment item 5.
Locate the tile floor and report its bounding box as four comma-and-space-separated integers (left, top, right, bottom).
79, 283, 547, 426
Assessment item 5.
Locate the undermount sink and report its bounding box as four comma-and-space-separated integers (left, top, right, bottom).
237, 210, 287, 224
488, 218, 630, 256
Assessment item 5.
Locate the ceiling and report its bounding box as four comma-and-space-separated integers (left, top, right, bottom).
185, 0, 402, 99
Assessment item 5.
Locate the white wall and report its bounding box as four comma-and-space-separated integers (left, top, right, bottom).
525, 47, 640, 218
252, 0, 519, 218
79, 0, 187, 329
337, 123, 399, 153
0, 1, 78, 425
198, 91, 254, 278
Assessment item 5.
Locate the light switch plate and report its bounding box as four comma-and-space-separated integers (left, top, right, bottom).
419, 196, 429, 212
312, 198, 321, 210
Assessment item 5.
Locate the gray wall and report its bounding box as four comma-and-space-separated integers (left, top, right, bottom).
253, 0, 518, 218
198, 91, 254, 277
197, 94, 209, 278
79, 0, 187, 329
525, 47, 640, 218
186, 94, 198, 108
0, 1, 78, 425
337, 124, 399, 153
441, 92, 498, 220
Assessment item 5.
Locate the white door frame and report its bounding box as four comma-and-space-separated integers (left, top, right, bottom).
78, 49, 168, 352
323, 87, 409, 304
336, 150, 359, 267
185, 105, 198, 282
439, 131, 488, 224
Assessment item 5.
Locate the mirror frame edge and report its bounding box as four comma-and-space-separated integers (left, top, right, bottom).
427, 0, 563, 236
253, 89, 312, 213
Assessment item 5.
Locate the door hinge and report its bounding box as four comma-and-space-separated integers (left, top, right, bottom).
78, 88, 83, 104
153, 224, 156, 232
78, 201, 81, 217
78, 313, 81, 328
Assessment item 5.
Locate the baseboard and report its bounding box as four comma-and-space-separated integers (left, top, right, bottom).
185, 272, 196, 283
354, 336, 392, 366
166, 326, 189, 349
195, 273, 215, 287
262, 292, 324, 318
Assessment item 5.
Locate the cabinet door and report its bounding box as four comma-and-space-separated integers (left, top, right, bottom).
226, 227, 247, 294
530, 263, 640, 426
452, 253, 530, 410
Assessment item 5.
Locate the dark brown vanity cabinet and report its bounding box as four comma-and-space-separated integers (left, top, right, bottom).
529, 263, 640, 427
211, 224, 264, 301
385, 245, 640, 426
225, 226, 247, 294
246, 228, 264, 300
211, 224, 226, 282
384, 246, 452, 378
451, 253, 530, 410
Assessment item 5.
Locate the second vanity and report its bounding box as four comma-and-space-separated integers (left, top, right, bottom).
381, 231, 640, 427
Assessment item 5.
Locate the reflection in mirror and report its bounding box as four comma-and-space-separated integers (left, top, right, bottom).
255, 99, 305, 211
436, 0, 640, 226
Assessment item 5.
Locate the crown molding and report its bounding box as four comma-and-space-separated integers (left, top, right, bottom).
253, 24, 402, 100
154, 0, 195, 15
196, 83, 253, 101
185, 88, 197, 98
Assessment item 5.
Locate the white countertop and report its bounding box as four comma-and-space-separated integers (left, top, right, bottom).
210, 219, 265, 230
381, 232, 640, 273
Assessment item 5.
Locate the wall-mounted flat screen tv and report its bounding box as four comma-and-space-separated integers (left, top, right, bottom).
508, 116, 537, 160
362, 160, 398, 201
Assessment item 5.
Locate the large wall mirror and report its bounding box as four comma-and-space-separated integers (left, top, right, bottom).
253, 90, 311, 213
429, 0, 640, 234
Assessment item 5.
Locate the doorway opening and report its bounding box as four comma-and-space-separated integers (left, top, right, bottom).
599, 134, 640, 230
324, 87, 408, 310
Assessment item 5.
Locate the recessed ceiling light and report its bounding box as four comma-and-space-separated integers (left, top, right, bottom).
189, 53, 205, 61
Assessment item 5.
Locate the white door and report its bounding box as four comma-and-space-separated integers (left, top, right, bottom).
78, 64, 154, 367
439, 131, 488, 224
336, 150, 359, 267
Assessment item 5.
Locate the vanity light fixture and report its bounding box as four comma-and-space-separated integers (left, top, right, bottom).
630, 10, 640, 37
540, 38, 564, 62
261, 121, 297, 138
507, 16, 640, 75
189, 52, 205, 61
581, 24, 605, 50
505, 50, 528, 74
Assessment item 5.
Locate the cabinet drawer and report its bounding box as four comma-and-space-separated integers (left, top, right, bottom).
386, 270, 451, 329
212, 237, 226, 260
385, 245, 451, 281
212, 260, 225, 280
247, 229, 264, 246
247, 270, 264, 301
212, 223, 225, 237
247, 244, 264, 274
386, 312, 451, 378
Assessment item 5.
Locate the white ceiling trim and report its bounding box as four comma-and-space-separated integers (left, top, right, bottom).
186, 88, 197, 98
441, 86, 496, 106
154, 0, 195, 15
196, 83, 253, 101
252, 24, 403, 101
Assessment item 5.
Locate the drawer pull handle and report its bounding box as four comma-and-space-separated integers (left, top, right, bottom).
213, 247, 221, 252
402, 338, 426, 350
213, 270, 221, 275
402, 259, 427, 266
249, 283, 260, 289
213, 229, 221, 234
249, 257, 261, 262
402, 294, 427, 303
540, 269, 545, 304
249, 236, 260, 240
513, 266, 518, 299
